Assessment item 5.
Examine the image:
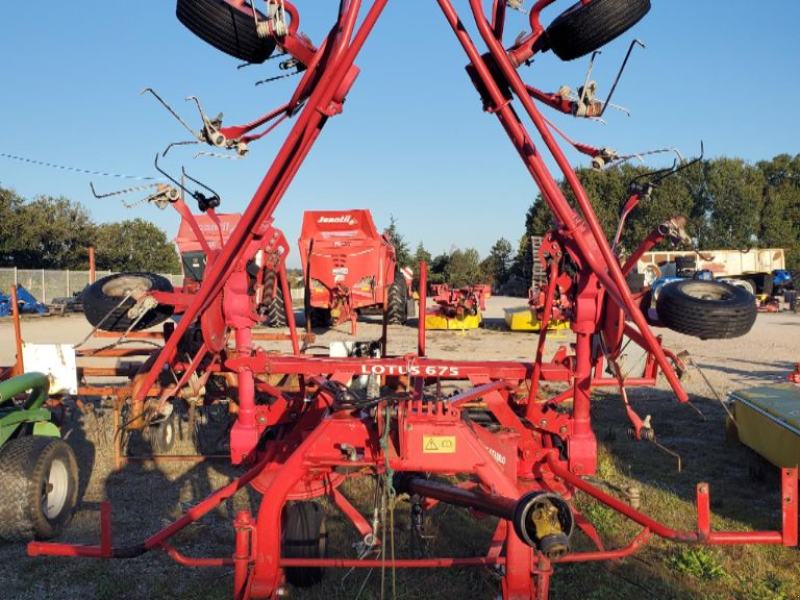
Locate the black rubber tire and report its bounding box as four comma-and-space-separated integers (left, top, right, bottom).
386, 269, 409, 325
176, 0, 277, 64
266, 273, 288, 328
0, 436, 79, 541
146, 412, 177, 454
282, 501, 327, 588
656, 280, 756, 340
304, 289, 332, 328
546, 0, 651, 61
83, 272, 174, 332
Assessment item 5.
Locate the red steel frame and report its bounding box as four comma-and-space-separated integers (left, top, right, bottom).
28, 2, 798, 599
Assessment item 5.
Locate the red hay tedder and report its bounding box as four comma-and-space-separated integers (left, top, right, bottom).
27, 1, 797, 599
299, 209, 412, 334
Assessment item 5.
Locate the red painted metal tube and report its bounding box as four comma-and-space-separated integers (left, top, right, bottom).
279, 557, 505, 568
418, 262, 427, 357
549, 454, 790, 545
526, 261, 558, 412
163, 544, 235, 568
11, 286, 24, 376
405, 477, 519, 522
553, 528, 652, 563
464, 0, 688, 405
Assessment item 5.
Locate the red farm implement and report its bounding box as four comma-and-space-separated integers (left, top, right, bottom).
425, 283, 489, 330
299, 209, 412, 334
26, 1, 797, 599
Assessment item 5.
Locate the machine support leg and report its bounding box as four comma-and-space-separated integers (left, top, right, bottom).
234, 511, 253, 600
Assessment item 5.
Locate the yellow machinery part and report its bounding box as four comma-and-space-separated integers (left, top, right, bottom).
728, 383, 800, 472
424, 309, 482, 331
503, 306, 570, 332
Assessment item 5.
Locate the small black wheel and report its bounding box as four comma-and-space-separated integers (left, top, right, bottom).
546, 0, 651, 61
282, 501, 327, 588
265, 272, 288, 328
82, 272, 174, 332
146, 411, 177, 454
386, 269, 409, 325
304, 288, 332, 328
656, 280, 757, 340
176, 0, 278, 64
0, 436, 79, 541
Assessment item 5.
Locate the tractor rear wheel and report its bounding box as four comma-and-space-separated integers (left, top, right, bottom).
0, 436, 79, 541
386, 269, 409, 325
546, 0, 651, 61
656, 280, 756, 340
265, 272, 288, 328
176, 0, 278, 64
282, 501, 327, 588
83, 272, 174, 332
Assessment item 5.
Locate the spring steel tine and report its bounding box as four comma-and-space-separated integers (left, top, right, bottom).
162, 140, 202, 158
194, 151, 243, 160
598, 39, 646, 118
579, 50, 601, 107
181, 166, 222, 200
90, 181, 159, 199
141, 87, 202, 139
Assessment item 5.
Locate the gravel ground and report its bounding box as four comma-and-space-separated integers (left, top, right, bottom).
0, 298, 797, 599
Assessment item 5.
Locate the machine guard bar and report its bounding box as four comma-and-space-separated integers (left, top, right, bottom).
548, 454, 799, 546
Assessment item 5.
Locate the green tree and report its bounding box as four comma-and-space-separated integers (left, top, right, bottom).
486, 237, 513, 286
94, 219, 181, 273
447, 247, 485, 288
383, 214, 412, 268
10, 195, 95, 269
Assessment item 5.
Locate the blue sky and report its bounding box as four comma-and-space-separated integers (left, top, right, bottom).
1, 1, 798, 268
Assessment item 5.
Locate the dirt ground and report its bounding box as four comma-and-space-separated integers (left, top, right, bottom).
0, 297, 798, 600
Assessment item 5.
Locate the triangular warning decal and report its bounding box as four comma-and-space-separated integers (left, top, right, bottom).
425, 438, 439, 451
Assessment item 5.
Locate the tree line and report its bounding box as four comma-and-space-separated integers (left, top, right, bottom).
0, 186, 182, 273
387, 154, 800, 292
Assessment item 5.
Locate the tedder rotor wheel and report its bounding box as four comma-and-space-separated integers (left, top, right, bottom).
656, 280, 757, 340
265, 272, 288, 328
546, 0, 651, 61
386, 268, 409, 325
176, 0, 278, 64
282, 501, 327, 588
0, 436, 79, 541
82, 272, 174, 332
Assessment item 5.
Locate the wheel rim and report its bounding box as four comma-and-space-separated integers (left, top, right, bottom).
681, 282, 733, 302
43, 459, 70, 520
101, 275, 153, 298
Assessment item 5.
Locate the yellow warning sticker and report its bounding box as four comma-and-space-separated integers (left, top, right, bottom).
422, 436, 457, 454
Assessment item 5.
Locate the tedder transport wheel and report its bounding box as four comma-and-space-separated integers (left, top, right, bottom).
546, 0, 651, 61
656, 280, 757, 340
0, 436, 79, 541
176, 0, 278, 64
282, 502, 327, 588
386, 269, 409, 325
266, 272, 288, 328
83, 272, 174, 332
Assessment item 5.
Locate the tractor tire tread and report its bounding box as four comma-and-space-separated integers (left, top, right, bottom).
386, 270, 408, 325
546, 0, 651, 61
283, 501, 326, 588
176, 0, 277, 64
656, 280, 756, 339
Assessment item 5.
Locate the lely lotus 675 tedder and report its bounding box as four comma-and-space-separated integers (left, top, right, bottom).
299, 209, 412, 333
28, 1, 797, 599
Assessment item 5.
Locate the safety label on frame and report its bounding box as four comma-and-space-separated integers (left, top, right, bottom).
422, 436, 457, 454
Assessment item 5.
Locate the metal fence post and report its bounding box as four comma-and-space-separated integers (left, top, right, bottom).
41, 269, 46, 304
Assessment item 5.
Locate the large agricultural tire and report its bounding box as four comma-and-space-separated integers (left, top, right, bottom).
282, 502, 327, 588
656, 280, 756, 340
546, 0, 651, 61
304, 288, 331, 328
0, 436, 79, 541
386, 269, 409, 325
265, 273, 288, 328
176, 0, 277, 64
83, 272, 174, 332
